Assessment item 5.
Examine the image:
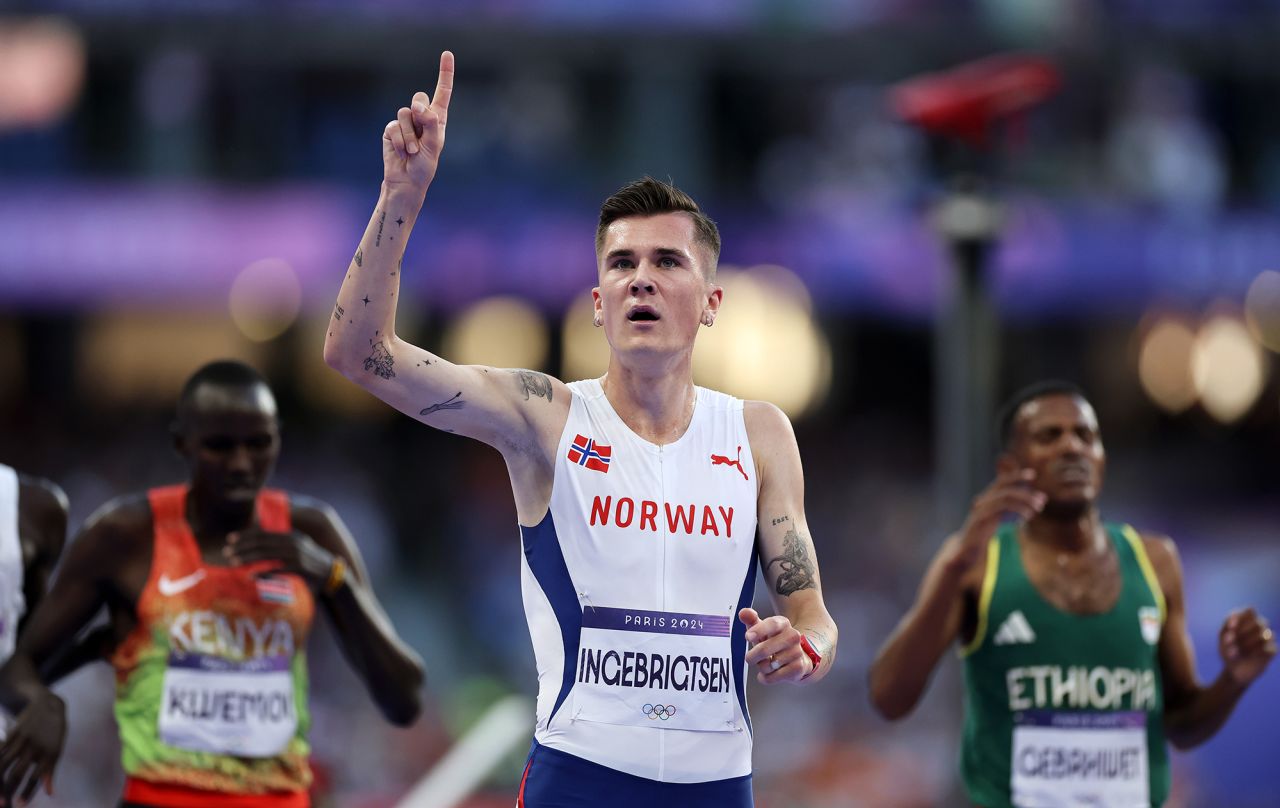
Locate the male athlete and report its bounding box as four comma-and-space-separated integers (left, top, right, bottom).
0, 361, 425, 807
323, 52, 838, 805
869, 381, 1276, 807
0, 466, 69, 678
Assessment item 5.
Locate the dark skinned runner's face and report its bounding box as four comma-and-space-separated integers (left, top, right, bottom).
173, 383, 281, 514
1004, 394, 1106, 519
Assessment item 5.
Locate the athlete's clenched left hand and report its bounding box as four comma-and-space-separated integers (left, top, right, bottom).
224, 528, 336, 590
740, 608, 813, 685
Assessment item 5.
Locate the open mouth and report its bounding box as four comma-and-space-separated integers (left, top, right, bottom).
1055, 465, 1091, 483
627, 306, 660, 322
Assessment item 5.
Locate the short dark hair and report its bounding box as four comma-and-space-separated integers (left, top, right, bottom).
176, 360, 270, 421
996, 380, 1089, 448
595, 177, 721, 272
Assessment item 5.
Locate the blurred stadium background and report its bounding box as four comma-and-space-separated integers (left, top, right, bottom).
1, 1, 1279, 806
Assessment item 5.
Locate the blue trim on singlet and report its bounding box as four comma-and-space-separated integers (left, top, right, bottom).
520, 741, 754, 807
731, 551, 759, 736
521, 511, 582, 723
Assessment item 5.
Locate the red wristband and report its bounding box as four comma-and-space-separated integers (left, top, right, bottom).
799, 633, 822, 680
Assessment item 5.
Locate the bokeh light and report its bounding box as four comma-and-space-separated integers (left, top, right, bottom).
78, 312, 261, 403
0, 17, 86, 130
1244, 270, 1280, 353
1192, 314, 1267, 424
1137, 317, 1198, 413
443, 297, 549, 370
228, 258, 302, 342
693, 266, 832, 418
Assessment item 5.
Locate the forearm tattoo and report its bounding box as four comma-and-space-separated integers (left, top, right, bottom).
375, 211, 386, 247
420, 392, 465, 416
333, 304, 344, 321
363, 340, 395, 379
354, 249, 363, 268
805, 628, 832, 657
766, 528, 817, 596
514, 370, 553, 402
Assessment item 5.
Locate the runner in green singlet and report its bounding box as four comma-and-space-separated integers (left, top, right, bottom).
868, 381, 1276, 807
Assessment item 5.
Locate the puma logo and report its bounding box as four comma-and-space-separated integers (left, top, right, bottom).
158, 569, 207, 597
710, 446, 749, 481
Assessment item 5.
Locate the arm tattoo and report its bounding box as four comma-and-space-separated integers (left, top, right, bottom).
333, 304, 344, 321
805, 628, 832, 657
375, 211, 386, 247
514, 370, 553, 402
765, 528, 817, 596
354, 249, 363, 268
771, 515, 789, 526
420, 392, 465, 416
363, 340, 395, 379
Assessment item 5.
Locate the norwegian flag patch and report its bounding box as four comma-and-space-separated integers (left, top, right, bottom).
256, 576, 295, 605
567, 434, 612, 473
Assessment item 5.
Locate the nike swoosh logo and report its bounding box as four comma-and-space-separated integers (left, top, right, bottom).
158, 569, 207, 597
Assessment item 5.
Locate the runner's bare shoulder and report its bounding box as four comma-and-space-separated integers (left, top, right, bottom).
75, 494, 154, 568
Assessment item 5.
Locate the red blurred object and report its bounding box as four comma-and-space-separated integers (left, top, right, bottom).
891, 54, 1061, 145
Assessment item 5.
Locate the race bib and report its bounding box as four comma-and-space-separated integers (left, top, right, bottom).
158, 652, 297, 757
1011, 711, 1149, 808
570, 606, 737, 732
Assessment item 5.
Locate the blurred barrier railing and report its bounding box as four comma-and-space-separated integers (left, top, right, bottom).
396, 694, 533, 808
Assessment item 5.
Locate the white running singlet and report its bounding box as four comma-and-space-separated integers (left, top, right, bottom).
520, 379, 760, 783
0, 465, 26, 666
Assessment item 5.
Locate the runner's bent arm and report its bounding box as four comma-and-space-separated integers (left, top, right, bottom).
0, 501, 140, 801
868, 467, 1043, 719
15, 476, 112, 685
16, 476, 69, 636
1147, 535, 1276, 749
741, 401, 837, 686
868, 536, 980, 719
0, 503, 127, 711
294, 501, 426, 726
322, 52, 568, 462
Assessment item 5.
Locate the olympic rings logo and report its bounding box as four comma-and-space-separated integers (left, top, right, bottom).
642, 703, 677, 720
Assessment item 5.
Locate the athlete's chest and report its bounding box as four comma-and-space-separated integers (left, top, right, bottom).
553, 412, 758, 602
1021, 543, 1123, 616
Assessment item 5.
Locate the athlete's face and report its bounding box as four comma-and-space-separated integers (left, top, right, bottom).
1006, 394, 1106, 515
593, 213, 722, 362
174, 383, 281, 508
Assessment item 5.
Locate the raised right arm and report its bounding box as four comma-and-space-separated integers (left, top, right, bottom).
322, 51, 568, 465
868, 469, 1044, 720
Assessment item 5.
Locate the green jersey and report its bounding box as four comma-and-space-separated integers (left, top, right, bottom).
960, 522, 1170, 808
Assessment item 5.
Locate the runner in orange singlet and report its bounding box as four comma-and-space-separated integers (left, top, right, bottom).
0, 360, 425, 807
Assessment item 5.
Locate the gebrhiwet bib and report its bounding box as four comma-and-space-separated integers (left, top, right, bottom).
1011, 710, 1149, 808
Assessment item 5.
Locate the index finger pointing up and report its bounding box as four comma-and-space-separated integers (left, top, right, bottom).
433, 51, 455, 122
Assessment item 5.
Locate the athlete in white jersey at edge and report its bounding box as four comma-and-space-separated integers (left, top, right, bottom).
323, 52, 839, 807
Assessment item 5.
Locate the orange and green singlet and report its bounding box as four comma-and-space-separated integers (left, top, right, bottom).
111, 485, 314, 808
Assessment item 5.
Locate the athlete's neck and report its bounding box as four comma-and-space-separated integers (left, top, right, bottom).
600, 359, 696, 446
1022, 509, 1106, 556
185, 488, 256, 546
